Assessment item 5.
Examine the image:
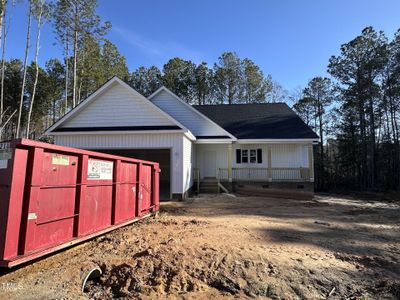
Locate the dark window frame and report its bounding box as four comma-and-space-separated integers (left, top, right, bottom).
236, 148, 263, 164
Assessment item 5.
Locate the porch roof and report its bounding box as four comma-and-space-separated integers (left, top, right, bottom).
193, 103, 318, 140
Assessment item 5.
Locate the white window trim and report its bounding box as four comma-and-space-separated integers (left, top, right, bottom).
237, 148, 262, 164
241, 149, 249, 163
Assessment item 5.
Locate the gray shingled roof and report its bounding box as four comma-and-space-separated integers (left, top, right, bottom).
193, 103, 318, 140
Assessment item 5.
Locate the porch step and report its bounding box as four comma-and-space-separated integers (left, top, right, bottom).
200, 182, 218, 187
199, 180, 219, 193
201, 178, 218, 182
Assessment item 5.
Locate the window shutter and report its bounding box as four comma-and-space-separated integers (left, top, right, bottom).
257, 149, 262, 163
236, 149, 241, 164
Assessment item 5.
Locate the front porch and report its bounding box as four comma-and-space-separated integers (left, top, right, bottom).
217, 167, 313, 182
193, 142, 315, 194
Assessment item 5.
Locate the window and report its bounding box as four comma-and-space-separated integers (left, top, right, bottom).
241, 149, 248, 163
236, 148, 262, 164
250, 149, 257, 163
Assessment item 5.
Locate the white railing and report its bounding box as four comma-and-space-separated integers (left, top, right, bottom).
218, 167, 311, 182
218, 168, 229, 180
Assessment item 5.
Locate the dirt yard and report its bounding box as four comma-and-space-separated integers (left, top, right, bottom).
0, 193, 399, 299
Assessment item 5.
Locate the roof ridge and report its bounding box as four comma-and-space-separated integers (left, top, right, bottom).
192, 102, 288, 107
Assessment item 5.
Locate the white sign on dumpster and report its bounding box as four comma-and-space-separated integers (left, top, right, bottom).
87, 159, 113, 180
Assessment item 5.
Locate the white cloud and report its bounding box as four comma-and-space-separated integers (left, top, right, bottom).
112, 25, 204, 63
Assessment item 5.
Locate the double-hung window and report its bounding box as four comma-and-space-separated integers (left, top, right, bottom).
250, 149, 257, 163
241, 149, 248, 163
236, 148, 262, 164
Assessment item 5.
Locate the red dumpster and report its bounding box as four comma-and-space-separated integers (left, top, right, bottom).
0, 139, 160, 267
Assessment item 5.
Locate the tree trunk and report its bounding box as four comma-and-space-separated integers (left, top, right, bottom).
64, 34, 69, 114
367, 73, 376, 189
16, 0, 32, 138
388, 82, 400, 189
52, 98, 56, 123
77, 51, 86, 104
26, 0, 44, 138
0, 0, 6, 50
318, 100, 324, 190
0, 0, 6, 132
72, 2, 78, 108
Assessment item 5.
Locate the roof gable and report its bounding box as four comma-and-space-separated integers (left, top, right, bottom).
148, 87, 236, 140
46, 77, 187, 134
193, 103, 319, 140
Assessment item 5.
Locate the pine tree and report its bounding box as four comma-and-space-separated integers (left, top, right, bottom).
241, 58, 269, 103
213, 52, 242, 104
52, 0, 110, 108
163, 58, 196, 102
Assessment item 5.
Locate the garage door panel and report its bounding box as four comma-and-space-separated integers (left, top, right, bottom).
95, 149, 171, 200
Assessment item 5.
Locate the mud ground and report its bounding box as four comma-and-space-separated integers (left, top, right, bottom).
0, 193, 399, 299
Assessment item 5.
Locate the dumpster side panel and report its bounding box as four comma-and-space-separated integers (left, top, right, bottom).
0, 148, 29, 260
35, 188, 76, 249
82, 185, 113, 234
79, 158, 114, 235
114, 161, 137, 224
41, 152, 79, 185
32, 151, 78, 250
139, 164, 152, 215
20, 149, 80, 254
152, 165, 160, 212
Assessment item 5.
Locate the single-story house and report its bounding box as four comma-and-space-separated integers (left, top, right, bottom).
45, 77, 318, 200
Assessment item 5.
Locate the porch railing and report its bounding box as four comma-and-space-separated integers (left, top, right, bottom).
217, 167, 311, 182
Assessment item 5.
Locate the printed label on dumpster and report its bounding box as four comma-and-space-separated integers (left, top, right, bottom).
87, 159, 113, 180
28, 212, 37, 220
0, 159, 7, 169
52, 155, 70, 166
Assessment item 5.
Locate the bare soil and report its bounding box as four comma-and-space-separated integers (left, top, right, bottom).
0, 193, 399, 299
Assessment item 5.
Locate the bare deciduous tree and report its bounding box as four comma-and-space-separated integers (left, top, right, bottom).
26, 0, 47, 138
16, 0, 33, 138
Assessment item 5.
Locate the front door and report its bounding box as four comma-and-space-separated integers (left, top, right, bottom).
203, 150, 216, 178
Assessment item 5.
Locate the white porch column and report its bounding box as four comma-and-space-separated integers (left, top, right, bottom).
228, 143, 233, 182
267, 146, 272, 182
308, 144, 314, 182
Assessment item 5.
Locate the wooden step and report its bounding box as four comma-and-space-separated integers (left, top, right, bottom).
201, 178, 218, 182
200, 183, 218, 186
199, 189, 219, 194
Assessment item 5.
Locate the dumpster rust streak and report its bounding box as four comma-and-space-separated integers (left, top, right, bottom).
0, 139, 160, 267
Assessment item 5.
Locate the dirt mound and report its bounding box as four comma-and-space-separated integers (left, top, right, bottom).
84, 241, 280, 299
334, 253, 399, 272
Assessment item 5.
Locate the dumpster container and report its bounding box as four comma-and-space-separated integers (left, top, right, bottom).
0, 139, 160, 267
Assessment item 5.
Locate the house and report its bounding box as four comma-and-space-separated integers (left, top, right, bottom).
45, 77, 318, 200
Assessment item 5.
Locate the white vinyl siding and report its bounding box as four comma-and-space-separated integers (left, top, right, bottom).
54, 133, 186, 195
196, 144, 229, 179
150, 90, 228, 137
270, 144, 308, 168
232, 144, 308, 168
61, 83, 176, 128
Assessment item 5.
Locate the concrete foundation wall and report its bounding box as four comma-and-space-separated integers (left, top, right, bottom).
221, 181, 314, 199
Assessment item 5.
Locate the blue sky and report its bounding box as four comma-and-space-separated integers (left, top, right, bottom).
5, 0, 400, 91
